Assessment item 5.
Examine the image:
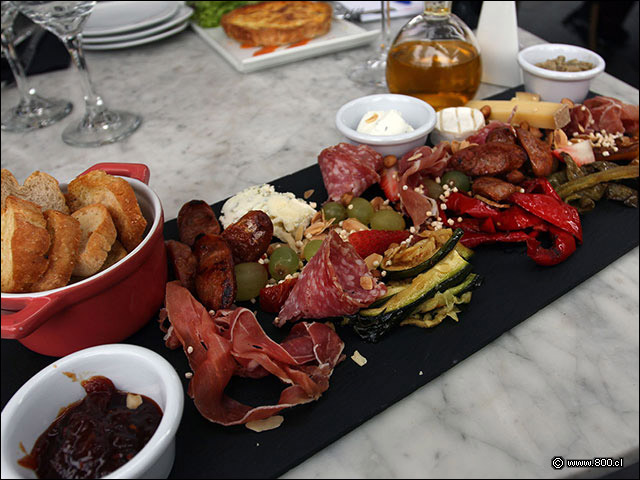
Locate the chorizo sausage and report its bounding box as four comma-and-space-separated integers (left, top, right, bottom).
472, 177, 520, 202
515, 127, 554, 177
177, 200, 221, 247
449, 143, 527, 177
221, 210, 273, 263
485, 126, 517, 144
165, 240, 197, 293
505, 169, 527, 184
193, 234, 236, 311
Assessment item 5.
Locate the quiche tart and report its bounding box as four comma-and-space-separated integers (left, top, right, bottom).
220, 1, 333, 46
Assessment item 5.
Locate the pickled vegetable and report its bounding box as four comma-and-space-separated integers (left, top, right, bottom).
370, 210, 406, 231
269, 246, 299, 280
303, 239, 323, 261
235, 262, 268, 301
322, 202, 347, 222
441, 171, 471, 192
347, 197, 374, 225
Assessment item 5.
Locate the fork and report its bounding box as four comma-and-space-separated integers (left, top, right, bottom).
331, 2, 395, 22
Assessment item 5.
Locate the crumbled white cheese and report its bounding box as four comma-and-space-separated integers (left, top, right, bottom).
220, 184, 317, 243
246, 415, 284, 432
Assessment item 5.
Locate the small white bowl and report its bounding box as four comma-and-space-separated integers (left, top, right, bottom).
1, 344, 184, 479
517, 43, 605, 103
335, 94, 437, 158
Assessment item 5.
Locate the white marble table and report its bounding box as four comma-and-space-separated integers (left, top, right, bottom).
1, 18, 638, 479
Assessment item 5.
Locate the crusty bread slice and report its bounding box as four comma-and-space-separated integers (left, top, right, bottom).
66, 170, 147, 252
31, 210, 82, 292
1, 169, 69, 214
221, 1, 332, 46
98, 239, 128, 273
71, 203, 117, 277
1, 196, 51, 293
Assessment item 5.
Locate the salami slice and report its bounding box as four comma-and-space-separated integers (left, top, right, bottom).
318, 143, 383, 201
276, 230, 386, 326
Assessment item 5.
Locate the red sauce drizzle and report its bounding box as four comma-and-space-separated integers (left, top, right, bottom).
18, 376, 163, 479
287, 39, 310, 48
253, 45, 278, 56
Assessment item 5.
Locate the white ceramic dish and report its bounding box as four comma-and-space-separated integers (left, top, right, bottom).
84, 22, 189, 51
84, 1, 180, 36
84, 4, 193, 44
191, 18, 379, 73
517, 43, 605, 103
0, 344, 184, 479
335, 94, 437, 158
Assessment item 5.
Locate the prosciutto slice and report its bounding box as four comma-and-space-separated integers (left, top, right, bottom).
164, 281, 344, 426
276, 230, 386, 326
397, 144, 450, 227
318, 143, 384, 201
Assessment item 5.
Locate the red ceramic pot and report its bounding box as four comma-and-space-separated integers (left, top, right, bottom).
1, 163, 167, 357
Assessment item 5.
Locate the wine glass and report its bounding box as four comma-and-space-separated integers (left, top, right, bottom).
13, 1, 141, 147
347, 1, 392, 88
1, 1, 72, 132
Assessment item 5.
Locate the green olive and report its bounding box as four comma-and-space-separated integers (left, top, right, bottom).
268, 246, 299, 281
441, 170, 471, 192
347, 197, 374, 225
235, 262, 268, 301
322, 202, 347, 222
422, 178, 444, 199
370, 210, 406, 231
303, 239, 323, 261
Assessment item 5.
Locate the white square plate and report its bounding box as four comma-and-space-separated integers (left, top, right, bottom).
191, 19, 380, 73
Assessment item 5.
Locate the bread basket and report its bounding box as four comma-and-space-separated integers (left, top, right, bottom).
1, 163, 167, 357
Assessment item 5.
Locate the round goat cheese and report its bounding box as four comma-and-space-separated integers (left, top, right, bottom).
431, 107, 485, 144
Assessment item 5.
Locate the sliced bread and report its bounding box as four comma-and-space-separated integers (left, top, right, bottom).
31, 210, 82, 292
66, 170, 147, 252
71, 203, 117, 277
1, 196, 51, 293
98, 239, 128, 273
1, 169, 69, 214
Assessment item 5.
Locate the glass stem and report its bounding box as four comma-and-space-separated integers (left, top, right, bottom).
62, 33, 104, 119
379, 0, 391, 52
0, 28, 35, 106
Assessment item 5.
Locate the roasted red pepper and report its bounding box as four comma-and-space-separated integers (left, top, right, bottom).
458, 217, 496, 234
525, 224, 577, 266
494, 206, 544, 231
520, 177, 563, 203
509, 192, 582, 243
460, 231, 531, 249
446, 192, 499, 218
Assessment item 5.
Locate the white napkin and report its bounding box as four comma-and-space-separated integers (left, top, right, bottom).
337, 1, 423, 23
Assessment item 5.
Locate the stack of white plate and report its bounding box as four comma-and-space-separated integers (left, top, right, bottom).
83, 1, 192, 51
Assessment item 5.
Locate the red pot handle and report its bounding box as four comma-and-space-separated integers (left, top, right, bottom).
79, 163, 150, 185
1, 296, 64, 339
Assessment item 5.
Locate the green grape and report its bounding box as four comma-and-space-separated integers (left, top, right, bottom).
442, 170, 471, 192
347, 197, 374, 225
235, 262, 268, 301
268, 246, 299, 281
303, 239, 323, 261
370, 210, 406, 231
422, 178, 444, 199
322, 202, 347, 222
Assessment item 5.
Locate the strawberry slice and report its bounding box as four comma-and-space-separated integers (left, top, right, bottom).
259, 277, 298, 313
348, 229, 410, 259
379, 165, 400, 202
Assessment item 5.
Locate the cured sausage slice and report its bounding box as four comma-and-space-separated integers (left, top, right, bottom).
276, 230, 386, 326
318, 143, 383, 201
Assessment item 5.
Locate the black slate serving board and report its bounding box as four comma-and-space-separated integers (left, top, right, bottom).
2, 87, 638, 479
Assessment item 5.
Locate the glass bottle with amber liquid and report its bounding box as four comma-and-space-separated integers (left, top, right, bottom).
386, 1, 481, 110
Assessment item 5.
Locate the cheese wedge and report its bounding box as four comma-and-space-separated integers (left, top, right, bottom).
465, 100, 570, 129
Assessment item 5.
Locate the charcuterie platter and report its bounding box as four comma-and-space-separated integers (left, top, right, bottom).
1, 87, 638, 479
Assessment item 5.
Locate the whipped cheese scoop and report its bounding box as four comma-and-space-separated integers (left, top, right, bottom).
356, 110, 414, 136
431, 107, 485, 144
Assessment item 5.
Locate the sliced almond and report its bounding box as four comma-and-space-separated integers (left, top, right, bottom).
351, 350, 368, 366
474, 195, 511, 209
406, 152, 423, 162
553, 128, 569, 148
370, 196, 385, 211
383, 155, 397, 168
360, 276, 373, 290
126, 393, 143, 410
365, 113, 379, 123
364, 253, 383, 270
342, 218, 368, 233
340, 192, 354, 207
294, 224, 304, 242
560, 97, 575, 107
245, 415, 284, 433
303, 189, 314, 200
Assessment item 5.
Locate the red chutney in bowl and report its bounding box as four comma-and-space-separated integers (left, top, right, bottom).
18, 376, 162, 479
